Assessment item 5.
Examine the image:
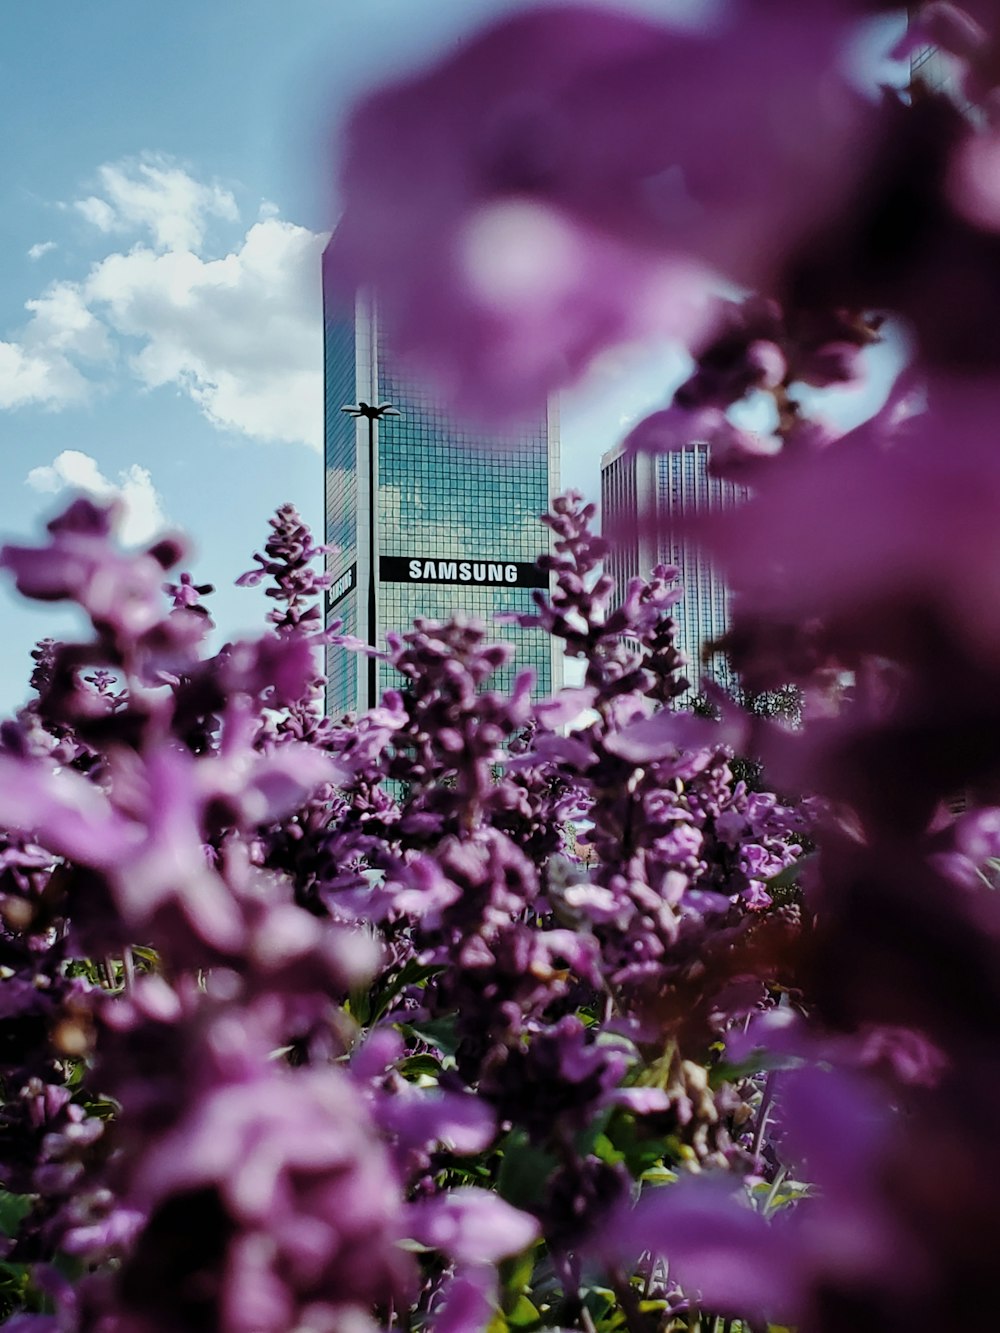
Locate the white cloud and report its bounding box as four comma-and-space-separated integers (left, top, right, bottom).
26, 450, 106, 495
3, 157, 324, 448
73, 153, 239, 253
0, 341, 89, 410
26, 450, 167, 546
85, 217, 326, 448
24, 283, 112, 362
75, 197, 117, 233
27, 241, 57, 261
0, 280, 113, 410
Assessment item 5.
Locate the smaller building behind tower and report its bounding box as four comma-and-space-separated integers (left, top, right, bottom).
600, 439, 747, 698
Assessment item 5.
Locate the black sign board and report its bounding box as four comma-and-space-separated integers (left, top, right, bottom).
326, 563, 357, 612
380, 556, 547, 589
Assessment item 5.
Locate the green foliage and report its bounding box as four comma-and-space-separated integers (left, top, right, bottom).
0, 1192, 42, 1320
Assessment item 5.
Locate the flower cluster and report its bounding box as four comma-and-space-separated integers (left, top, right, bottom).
325, 0, 1000, 1327
6, 0, 1000, 1329
0, 487, 811, 1332
0, 503, 552, 1331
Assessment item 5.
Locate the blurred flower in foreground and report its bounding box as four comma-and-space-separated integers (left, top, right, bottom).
329, 1, 873, 421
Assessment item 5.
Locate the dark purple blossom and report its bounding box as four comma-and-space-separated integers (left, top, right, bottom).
1, 499, 184, 642
110, 1066, 413, 1333
236, 502, 332, 637
478, 1016, 630, 1142
330, 2, 873, 420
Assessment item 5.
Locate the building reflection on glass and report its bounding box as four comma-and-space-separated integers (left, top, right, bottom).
322, 253, 562, 715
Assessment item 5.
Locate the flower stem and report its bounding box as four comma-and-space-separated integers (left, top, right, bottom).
751, 1070, 777, 1167
610, 1268, 647, 1333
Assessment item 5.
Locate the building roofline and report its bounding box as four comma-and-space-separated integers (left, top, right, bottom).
600, 436, 630, 470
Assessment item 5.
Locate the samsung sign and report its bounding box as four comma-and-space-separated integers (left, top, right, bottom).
380, 556, 547, 589
326, 563, 356, 611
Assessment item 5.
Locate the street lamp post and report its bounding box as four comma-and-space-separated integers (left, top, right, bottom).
340, 401, 399, 710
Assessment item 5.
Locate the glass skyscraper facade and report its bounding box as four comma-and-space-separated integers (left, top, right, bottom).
323, 264, 561, 715
601, 440, 746, 696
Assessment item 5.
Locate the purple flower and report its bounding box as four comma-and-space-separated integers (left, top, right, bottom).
478, 1016, 631, 1141
0, 755, 133, 867
375, 1086, 495, 1159
94, 747, 246, 955
330, 2, 872, 420
702, 377, 1000, 745
623, 405, 779, 487
618, 292, 886, 489
1, 499, 183, 642
602, 705, 739, 772
220, 634, 325, 710
786, 89, 1000, 378
350, 1030, 497, 1174
236, 502, 331, 637
427, 1268, 496, 1333
121, 1065, 414, 1331
609, 1173, 803, 1323
163, 571, 214, 617
407, 1188, 539, 1264
603, 1059, 917, 1324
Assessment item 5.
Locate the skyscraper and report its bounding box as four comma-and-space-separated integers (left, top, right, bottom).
600, 440, 746, 696
323, 273, 562, 715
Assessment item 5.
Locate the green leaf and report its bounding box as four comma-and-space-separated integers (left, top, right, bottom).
499, 1245, 537, 1316
600, 1112, 675, 1176
591, 1132, 625, 1166
572, 1106, 613, 1159
363, 958, 443, 1025
639, 1165, 678, 1185
506, 1294, 541, 1328
496, 1131, 558, 1210
583, 1285, 621, 1330
130, 945, 160, 970
395, 1053, 443, 1082
764, 853, 814, 892
0, 1192, 30, 1237
709, 1046, 803, 1089
403, 1015, 460, 1058
347, 984, 373, 1026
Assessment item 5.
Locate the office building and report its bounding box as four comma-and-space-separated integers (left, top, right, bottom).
600, 440, 746, 696
323, 273, 562, 715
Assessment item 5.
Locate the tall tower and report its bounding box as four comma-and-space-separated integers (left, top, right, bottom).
323, 269, 562, 716
600, 440, 746, 696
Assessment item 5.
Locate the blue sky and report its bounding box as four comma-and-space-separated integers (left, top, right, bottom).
0, 0, 709, 713
0, 0, 904, 713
